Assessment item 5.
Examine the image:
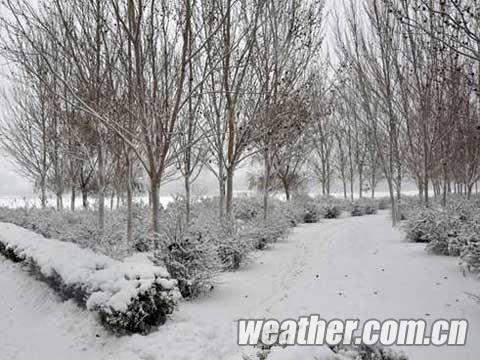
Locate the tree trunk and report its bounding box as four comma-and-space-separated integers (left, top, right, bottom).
371, 171, 376, 199
218, 177, 226, 220
185, 174, 191, 223
442, 165, 447, 207
150, 175, 160, 238
110, 191, 115, 211
417, 180, 423, 201
387, 178, 398, 226
225, 166, 234, 218
126, 159, 134, 243
263, 154, 270, 222
284, 181, 291, 202
326, 162, 331, 195
71, 186, 76, 212
359, 170, 363, 199
97, 143, 105, 230
56, 192, 63, 211
40, 176, 47, 209
424, 177, 429, 207
350, 175, 354, 202
82, 188, 89, 209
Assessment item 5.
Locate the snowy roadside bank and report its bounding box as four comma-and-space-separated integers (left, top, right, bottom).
1, 212, 479, 360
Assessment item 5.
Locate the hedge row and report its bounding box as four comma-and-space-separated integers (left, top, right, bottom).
0, 195, 387, 302
0, 223, 180, 334
402, 198, 480, 273
0, 206, 148, 259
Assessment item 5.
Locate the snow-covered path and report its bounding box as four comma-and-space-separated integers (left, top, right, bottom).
1, 212, 480, 360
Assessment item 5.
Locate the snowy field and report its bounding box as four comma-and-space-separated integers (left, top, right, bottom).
0, 190, 420, 210
0, 195, 175, 210
1, 211, 479, 360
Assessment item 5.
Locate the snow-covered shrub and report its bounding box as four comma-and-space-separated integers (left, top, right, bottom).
365, 207, 377, 215
349, 199, 378, 217
322, 204, 342, 219
0, 206, 151, 259
216, 224, 255, 270
397, 196, 422, 221
447, 235, 469, 257
315, 195, 352, 212
192, 200, 256, 271
354, 199, 379, 216
242, 215, 291, 250
272, 199, 304, 227
292, 195, 322, 223
377, 197, 391, 210
0, 223, 180, 334
350, 204, 365, 217
156, 195, 295, 297
233, 196, 263, 221
461, 239, 480, 273
425, 217, 461, 256
155, 207, 220, 298
447, 197, 478, 222
403, 205, 470, 256
364, 204, 378, 215
404, 208, 442, 243
459, 217, 480, 273
217, 231, 254, 270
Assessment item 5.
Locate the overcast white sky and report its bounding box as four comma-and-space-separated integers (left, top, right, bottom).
0, 0, 340, 197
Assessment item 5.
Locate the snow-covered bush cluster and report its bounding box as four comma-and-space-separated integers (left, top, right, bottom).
290, 194, 349, 222
151, 196, 299, 298
377, 197, 391, 210
402, 197, 480, 274
233, 196, 264, 221
350, 198, 379, 217
152, 194, 356, 298
0, 195, 353, 301
0, 223, 180, 334
155, 217, 221, 298
292, 195, 323, 223
406, 206, 467, 255
397, 196, 423, 220
0, 205, 150, 259
322, 204, 342, 219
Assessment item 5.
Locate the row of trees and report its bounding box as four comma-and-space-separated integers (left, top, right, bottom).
2, 0, 480, 232
256, 0, 480, 225
329, 0, 480, 224
0, 0, 327, 236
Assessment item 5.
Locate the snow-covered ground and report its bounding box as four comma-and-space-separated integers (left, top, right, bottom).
0, 195, 175, 210
0, 189, 420, 210
1, 212, 479, 360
